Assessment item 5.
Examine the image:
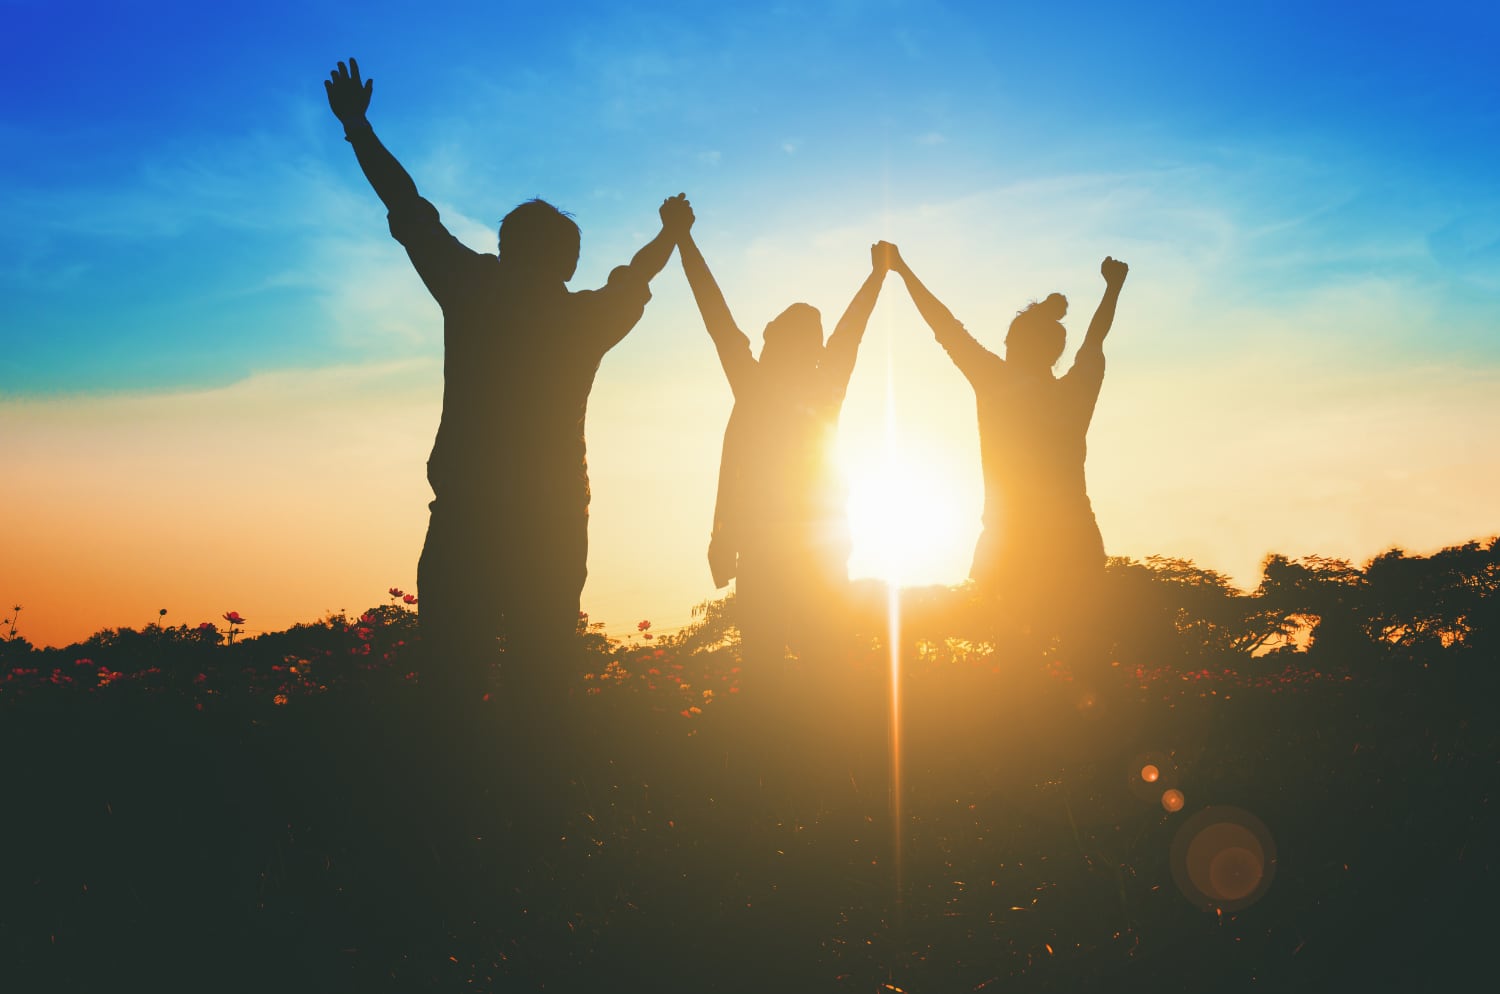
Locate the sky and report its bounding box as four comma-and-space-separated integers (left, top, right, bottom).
3, 0, 1498, 648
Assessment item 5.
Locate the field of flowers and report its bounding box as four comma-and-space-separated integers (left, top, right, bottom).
2, 550, 1496, 992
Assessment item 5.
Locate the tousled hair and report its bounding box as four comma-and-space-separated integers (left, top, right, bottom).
498, 198, 581, 278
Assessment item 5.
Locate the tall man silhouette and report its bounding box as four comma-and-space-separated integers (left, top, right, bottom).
325, 58, 691, 704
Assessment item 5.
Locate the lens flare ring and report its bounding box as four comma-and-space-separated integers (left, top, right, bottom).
1170, 806, 1277, 912
1126, 749, 1180, 803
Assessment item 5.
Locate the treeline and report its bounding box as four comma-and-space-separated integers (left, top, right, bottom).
611, 536, 1500, 677
2, 538, 1496, 682
1090, 537, 1498, 669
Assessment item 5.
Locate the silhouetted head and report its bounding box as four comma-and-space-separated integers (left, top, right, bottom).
1005, 293, 1068, 372
760, 303, 824, 371
499, 199, 581, 282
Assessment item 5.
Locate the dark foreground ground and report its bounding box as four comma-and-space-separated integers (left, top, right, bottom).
3, 645, 1495, 993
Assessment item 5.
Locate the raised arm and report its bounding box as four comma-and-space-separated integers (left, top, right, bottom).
325, 58, 420, 211
677, 229, 757, 396
821, 243, 892, 397
325, 58, 477, 304
580, 195, 695, 353
885, 242, 996, 380
1076, 256, 1128, 360
623, 194, 691, 283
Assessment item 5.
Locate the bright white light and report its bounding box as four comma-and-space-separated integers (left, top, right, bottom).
842, 437, 972, 588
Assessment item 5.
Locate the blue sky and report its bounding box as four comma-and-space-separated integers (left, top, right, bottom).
7, 0, 1495, 393
4, 0, 1498, 645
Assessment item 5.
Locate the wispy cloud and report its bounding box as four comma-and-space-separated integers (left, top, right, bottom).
0, 115, 517, 390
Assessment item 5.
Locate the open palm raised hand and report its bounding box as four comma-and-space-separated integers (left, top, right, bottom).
325, 58, 373, 127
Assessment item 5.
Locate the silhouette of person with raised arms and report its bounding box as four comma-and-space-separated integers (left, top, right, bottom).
885, 244, 1128, 638
675, 217, 891, 666
325, 58, 693, 706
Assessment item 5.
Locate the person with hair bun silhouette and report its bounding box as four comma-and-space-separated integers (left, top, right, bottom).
883, 244, 1129, 601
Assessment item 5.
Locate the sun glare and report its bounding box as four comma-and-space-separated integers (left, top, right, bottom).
843, 438, 973, 589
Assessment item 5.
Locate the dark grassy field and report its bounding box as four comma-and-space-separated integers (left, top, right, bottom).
5, 542, 1498, 992
3, 621, 1494, 993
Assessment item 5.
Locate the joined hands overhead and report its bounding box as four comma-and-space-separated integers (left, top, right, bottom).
660, 193, 694, 237
872, 240, 906, 276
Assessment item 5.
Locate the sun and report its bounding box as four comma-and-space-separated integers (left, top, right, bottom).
841, 434, 975, 588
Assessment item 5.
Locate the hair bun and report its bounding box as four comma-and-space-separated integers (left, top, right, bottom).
1037, 293, 1068, 321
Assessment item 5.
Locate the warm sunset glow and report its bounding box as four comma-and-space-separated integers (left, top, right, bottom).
887, 573, 903, 895
1162, 789, 1186, 813
843, 439, 972, 588
4, 3, 1496, 658
1128, 751, 1180, 803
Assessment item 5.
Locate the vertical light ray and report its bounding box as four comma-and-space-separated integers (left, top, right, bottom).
882, 284, 904, 901
873, 161, 905, 905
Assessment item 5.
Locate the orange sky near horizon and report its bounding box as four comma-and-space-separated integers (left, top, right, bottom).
4, 1, 1499, 653
8, 267, 1499, 651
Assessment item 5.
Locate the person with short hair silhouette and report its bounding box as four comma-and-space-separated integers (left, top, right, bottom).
676, 218, 891, 664
325, 58, 692, 703
885, 244, 1128, 617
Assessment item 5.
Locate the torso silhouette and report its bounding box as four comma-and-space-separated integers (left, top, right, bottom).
722, 363, 848, 564
953, 346, 1106, 587
712, 358, 852, 659
391, 198, 650, 517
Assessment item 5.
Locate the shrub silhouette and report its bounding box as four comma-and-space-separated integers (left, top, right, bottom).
3, 536, 1497, 707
